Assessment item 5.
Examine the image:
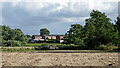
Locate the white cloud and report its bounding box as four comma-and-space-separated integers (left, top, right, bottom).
2, 1, 118, 35
88, 0, 115, 12
62, 17, 89, 23
57, 5, 63, 11
9, 0, 118, 16
1, 0, 119, 2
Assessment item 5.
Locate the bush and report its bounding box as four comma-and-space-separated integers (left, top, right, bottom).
95, 44, 118, 50
49, 45, 59, 49
119, 44, 120, 50
40, 45, 50, 50
95, 45, 107, 50
34, 44, 50, 50
21, 41, 27, 45
105, 43, 118, 50
48, 39, 57, 43
3, 40, 22, 46
33, 43, 87, 50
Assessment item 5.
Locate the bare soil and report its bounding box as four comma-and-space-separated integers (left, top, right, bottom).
2, 52, 119, 66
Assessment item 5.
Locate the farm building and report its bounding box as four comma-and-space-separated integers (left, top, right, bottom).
31, 35, 64, 43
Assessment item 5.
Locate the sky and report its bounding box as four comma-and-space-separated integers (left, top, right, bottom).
1, 0, 120, 35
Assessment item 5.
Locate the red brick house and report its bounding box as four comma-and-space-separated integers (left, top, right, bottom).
32, 35, 64, 43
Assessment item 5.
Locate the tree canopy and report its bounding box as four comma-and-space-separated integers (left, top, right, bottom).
40, 28, 50, 36
2, 25, 28, 46
63, 10, 119, 49
63, 24, 84, 46
115, 17, 120, 48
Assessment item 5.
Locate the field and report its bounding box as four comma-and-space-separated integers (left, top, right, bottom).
2, 52, 119, 66
2, 43, 120, 66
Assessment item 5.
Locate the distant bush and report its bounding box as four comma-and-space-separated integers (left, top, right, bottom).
33, 43, 86, 50
95, 43, 118, 50
95, 45, 107, 50
3, 40, 22, 46
2, 25, 28, 46
48, 39, 57, 43
58, 45, 77, 50
119, 45, 120, 50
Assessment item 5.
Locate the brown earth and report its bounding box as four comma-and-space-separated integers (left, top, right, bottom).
2, 52, 119, 66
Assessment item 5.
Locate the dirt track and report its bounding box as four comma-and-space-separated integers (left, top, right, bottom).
2, 52, 119, 66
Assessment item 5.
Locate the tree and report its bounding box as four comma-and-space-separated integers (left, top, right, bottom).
26, 35, 32, 42
40, 28, 50, 36
115, 17, 120, 49
115, 17, 120, 30
84, 10, 119, 48
63, 24, 85, 46
2, 25, 28, 46
26, 35, 31, 38
63, 10, 119, 49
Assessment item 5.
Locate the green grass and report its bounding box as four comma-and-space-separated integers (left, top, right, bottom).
24, 43, 69, 46
2, 43, 119, 52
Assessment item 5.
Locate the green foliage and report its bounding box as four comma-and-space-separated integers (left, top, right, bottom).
3, 40, 22, 46
63, 24, 85, 46
63, 10, 119, 49
24, 43, 85, 50
84, 10, 119, 48
115, 17, 120, 32
40, 28, 50, 36
95, 43, 118, 50
26, 35, 32, 42
115, 17, 120, 49
26, 35, 31, 38
2, 25, 28, 46
48, 39, 57, 43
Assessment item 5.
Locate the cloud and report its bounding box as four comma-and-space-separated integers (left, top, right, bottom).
2, 1, 118, 35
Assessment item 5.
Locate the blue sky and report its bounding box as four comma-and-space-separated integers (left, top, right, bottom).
1, 0, 119, 35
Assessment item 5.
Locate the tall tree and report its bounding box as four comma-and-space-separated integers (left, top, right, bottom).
2, 25, 28, 46
115, 17, 120, 48
63, 24, 85, 46
115, 17, 120, 33
84, 10, 119, 48
40, 28, 50, 36
63, 10, 119, 49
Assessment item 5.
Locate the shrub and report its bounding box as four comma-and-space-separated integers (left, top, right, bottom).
34, 44, 50, 50
49, 45, 59, 49
21, 41, 27, 45
41, 45, 50, 50
48, 39, 57, 43
95, 44, 118, 50
119, 44, 120, 50
4, 40, 22, 46
105, 43, 118, 50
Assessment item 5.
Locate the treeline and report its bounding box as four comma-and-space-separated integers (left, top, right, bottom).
1, 25, 28, 46
63, 10, 120, 49
1, 10, 120, 50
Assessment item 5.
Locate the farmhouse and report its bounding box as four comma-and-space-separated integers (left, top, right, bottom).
31, 35, 64, 43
